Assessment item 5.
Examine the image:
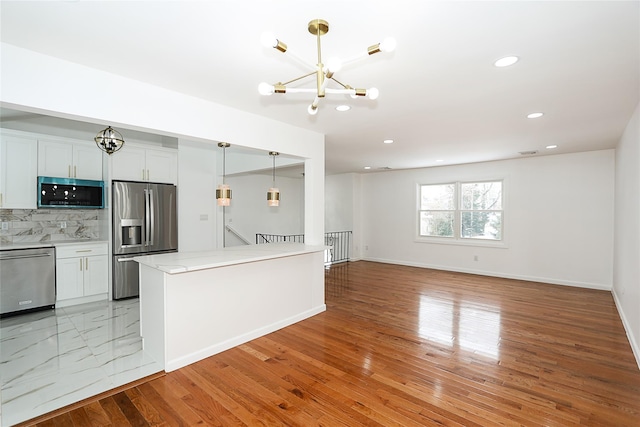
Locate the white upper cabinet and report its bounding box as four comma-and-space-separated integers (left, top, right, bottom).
111, 145, 177, 184
38, 138, 103, 181
0, 131, 38, 209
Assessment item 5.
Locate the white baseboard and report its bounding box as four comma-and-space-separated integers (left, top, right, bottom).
362, 257, 611, 291
612, 289, 640, 370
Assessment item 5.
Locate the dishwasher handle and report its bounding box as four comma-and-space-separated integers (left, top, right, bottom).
0, 253, 52, 261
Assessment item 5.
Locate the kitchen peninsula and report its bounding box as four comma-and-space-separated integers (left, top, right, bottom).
134, 243, 326, 372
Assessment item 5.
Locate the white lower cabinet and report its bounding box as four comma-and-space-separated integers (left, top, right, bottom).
56, 242, 108, 306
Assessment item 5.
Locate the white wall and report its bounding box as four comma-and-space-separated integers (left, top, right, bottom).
325, 173, 363, 260
358, 150, 615, 289
613, 102, 640, 367
224, 174, 304, 246
177, 140, 217, 252
0, 43, 325, 246
325, 174, 355, 232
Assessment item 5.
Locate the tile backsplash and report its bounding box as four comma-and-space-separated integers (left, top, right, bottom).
0, 209, 108, 244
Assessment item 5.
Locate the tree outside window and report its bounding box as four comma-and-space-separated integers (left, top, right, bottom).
419, 181, 503, 241
419, 183, 455, 238
460, 182, 502, 240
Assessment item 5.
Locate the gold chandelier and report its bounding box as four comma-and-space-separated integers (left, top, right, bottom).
94, 126, 125, 155
259, 19, 396, 115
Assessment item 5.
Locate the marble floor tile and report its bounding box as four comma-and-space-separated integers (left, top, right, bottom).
0, 299, 163, 427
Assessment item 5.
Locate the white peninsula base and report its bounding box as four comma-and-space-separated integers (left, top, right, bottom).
135, 243, 326, 372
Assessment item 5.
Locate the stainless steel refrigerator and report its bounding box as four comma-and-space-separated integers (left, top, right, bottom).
112, 180, 177, 299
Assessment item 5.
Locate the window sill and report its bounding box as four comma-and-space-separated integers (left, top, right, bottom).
414, 236, 508, 249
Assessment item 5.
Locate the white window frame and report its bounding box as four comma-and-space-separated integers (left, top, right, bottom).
416, 179, 507, 248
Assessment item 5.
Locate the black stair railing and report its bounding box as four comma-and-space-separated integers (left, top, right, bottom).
255, 233, 305, 244
256, 231, 352, 265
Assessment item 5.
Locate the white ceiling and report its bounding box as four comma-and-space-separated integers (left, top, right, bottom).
1, 1, 638, 175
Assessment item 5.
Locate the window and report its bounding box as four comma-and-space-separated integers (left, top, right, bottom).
419, 180, 503, 241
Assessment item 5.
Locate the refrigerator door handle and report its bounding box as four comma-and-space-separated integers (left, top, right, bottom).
144, 188, 150, 247
149, 188, 155, 247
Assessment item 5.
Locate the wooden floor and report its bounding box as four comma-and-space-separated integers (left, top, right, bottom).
23, 261, 640, 426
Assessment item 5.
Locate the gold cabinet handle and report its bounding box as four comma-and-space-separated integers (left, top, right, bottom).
74, 165, 77, 178
80, 258, 83, 271
0, 192, 3, 207
68, 165, 72, 177
142, 169, 145, 180
85, 257, 88, 270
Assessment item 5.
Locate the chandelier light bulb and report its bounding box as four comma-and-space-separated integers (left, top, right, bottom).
258, 82, 274, 95
308, 104, 318, 115
380, 37, 397, 53
260, 32, 278, 48
367, 87, 380, 100
326, 57, 342, 74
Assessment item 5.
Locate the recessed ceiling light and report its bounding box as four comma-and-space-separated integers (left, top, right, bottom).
494, 56, 519, 67
527, 112, 544, 119
383, 139, 394, 144
363, 166, 371, 170
336, 105, 351, 112
546, 145, 558, 149
436, 159, 444, 162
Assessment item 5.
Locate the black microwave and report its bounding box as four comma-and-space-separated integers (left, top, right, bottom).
37, 176, 105, 209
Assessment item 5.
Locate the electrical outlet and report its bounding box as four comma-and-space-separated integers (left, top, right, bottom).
59, 222, 67, 229
1, 222, 8, 230
474, 255, 479, 261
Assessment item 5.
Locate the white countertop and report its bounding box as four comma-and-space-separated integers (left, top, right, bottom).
134, 243, 327, 274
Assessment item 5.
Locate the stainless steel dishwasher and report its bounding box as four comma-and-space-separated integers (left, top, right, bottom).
0, 246, 56, 316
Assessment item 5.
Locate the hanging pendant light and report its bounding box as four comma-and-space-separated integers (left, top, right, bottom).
216, 142, 231, 206
94, 126, 125, 155
267, 151, 280, 207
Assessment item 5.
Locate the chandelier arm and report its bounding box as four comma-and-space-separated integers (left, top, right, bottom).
330, 77, 349, 89
340, 52, 370, 68
310, 95, 320, 110
276, 87, 358, 95
279, 71, 317, 86
284, 88, 319, 94
325, 88, 357, 95
315, 21, 325, 97
280, 48, 316, 71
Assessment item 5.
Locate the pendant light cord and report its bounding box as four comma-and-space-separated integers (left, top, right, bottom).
272, 153, 276, 186
222, 145, 226, 184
